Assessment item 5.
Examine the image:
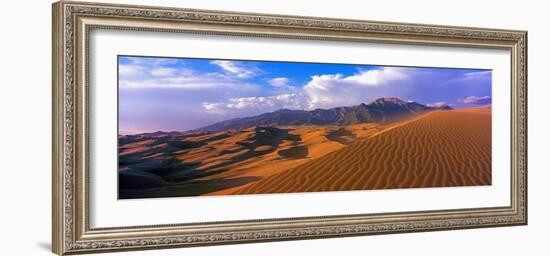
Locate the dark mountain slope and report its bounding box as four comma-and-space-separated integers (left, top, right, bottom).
199, 97, 451, 132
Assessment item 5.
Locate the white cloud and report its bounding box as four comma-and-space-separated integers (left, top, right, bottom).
227, 94, 306, 110
268, 77, 290, 87
119, 65, 143, 77
120, 73, 257, 90
203, 93, 307, 114
150, 67, 178, 77
461, 96, 491, 105
343, 67, 409, 85
202, 102, 226, 113
463, 70, 492, 77
210, 60, 259, 78
119, 58, 258, 91
427, 101, 448, 107
448, 70, 492, 84
303, 67, 410, 109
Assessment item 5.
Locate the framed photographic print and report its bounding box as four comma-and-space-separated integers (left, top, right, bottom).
52, 1, 527, 255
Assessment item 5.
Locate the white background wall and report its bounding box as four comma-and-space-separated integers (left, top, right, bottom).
0, 0, 547, 255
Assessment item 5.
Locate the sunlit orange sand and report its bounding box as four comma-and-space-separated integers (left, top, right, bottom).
118, 107, 491, 199
236, 108, 491, 194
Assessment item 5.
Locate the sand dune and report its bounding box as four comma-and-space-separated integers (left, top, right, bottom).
235, 109, 491, 195
119, 108, 491, 198
118, 123, 385, 198
201, 124, 382, 195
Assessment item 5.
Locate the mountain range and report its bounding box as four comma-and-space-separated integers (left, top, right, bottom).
199, 97, 452, 132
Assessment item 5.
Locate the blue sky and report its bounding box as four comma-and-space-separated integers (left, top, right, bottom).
118, 56, 492, 134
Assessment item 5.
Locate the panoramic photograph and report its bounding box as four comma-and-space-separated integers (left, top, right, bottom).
118, 56, 492, 199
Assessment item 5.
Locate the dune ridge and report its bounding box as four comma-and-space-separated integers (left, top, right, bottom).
118, 123, 384, 198
235, 109, 492, 195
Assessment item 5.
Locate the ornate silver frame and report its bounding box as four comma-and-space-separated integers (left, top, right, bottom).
52, 1, 527, 255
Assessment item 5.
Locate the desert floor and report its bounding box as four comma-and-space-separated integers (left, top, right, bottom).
118, 108, 491, 199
